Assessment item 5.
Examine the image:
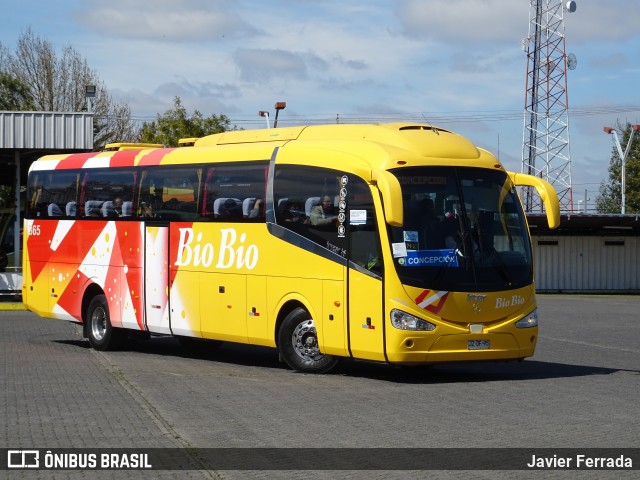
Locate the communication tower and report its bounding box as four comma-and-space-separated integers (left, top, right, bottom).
521, 0, 577, 212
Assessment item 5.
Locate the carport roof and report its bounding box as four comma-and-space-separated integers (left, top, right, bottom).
527, 213, 640, 236
1, 111, 93, 151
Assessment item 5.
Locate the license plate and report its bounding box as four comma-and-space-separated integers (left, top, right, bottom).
468, 339, 490, 350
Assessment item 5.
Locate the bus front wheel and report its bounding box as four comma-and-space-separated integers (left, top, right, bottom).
278, 307, 339, 374
86, 294, 124, 351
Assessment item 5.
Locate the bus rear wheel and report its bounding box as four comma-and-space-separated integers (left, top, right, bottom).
278, 307, 339, 374
86, 294, 124, 351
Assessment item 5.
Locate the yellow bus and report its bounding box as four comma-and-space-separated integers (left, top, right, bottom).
23, 123, 559, 373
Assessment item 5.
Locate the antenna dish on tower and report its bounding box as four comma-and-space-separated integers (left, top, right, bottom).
567, 53, 577, 70
565, 1, 577, 13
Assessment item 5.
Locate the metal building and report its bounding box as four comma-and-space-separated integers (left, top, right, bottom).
0, 110, 93, 296
528, 214, 640, 293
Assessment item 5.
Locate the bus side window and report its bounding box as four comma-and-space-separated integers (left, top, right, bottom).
273, 165, 348, 257
202, 163, 268, 223
140, 167, 202, 221
348, 179, 382, 276
31, 172, 78, 219
81, 169, 135, 219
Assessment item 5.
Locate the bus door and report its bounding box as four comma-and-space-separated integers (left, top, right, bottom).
346, 184, 385, 361
347, 231, 385, 361
144, 223, 171, 334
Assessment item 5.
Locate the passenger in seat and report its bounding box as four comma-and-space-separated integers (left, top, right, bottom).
309, 195, 337, 227
220, 198, 242, 220
248, 199, 264, 219
113, 196, 123, 217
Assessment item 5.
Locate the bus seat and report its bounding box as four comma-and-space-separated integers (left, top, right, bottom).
48, 203, 63, 217
121, 201, 133, 217
65, 201, 76, 217
101, 201, 115, 217
85, 200, 103, 217
242, 197, 256, 217
305, 197, 321, 217
213, 198, 228, 216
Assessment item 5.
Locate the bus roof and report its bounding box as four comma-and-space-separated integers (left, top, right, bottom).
30, 123, 500, 174
196, 123, 484, 162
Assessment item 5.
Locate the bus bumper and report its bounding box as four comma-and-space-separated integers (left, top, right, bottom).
385, 330, 537, 364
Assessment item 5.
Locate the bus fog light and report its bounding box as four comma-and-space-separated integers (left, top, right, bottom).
391, 309, 436, 331
515, 309, 538, 328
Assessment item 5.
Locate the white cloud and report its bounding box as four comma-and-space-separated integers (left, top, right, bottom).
396, 0, 525, 44
564, 0, 640, 43
76, 0, 262, 41
396, 0, 640, 46
234, 48, 308, 82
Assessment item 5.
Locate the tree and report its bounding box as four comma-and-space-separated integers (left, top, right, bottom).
0, 71, 35, 110
139, 97, 235, 147
0, 29, 138, 147
596, 122, 640, 214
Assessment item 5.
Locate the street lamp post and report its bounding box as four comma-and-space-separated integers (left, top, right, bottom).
603, 124, 640, 214
258, 111, 270, 129
85, 85, 96, 113
273, 102, 286, 128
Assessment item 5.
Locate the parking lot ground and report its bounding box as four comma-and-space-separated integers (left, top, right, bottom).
1, 295, 639, 479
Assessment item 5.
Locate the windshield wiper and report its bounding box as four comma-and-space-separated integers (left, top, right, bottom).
485, 247, 514, 287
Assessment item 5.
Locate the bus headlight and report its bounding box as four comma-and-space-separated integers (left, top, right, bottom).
515, 309, 538, 328
390, 309, 436, 331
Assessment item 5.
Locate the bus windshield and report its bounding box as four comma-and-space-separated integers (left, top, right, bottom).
389, 167, 532, 292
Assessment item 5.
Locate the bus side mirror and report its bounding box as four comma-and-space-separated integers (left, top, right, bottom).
508, 172, 561, 229
373, 169, 403, 227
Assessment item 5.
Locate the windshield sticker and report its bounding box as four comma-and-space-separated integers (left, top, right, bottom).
397, 249, 459, 267
403, 231, 419, 250
403, 231, 418, 242
350, 209, 367, 225
392, 242, 407, 258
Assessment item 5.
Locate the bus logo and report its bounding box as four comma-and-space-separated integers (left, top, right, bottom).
174, 227, 259, 270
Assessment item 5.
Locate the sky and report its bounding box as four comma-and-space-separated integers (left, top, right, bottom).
2, 0, 639, 212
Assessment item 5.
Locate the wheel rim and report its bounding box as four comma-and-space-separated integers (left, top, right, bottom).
91, 306, 107, 342
291, 318, 323, 362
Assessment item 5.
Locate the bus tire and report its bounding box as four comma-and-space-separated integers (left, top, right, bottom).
278, 307, 339, 374
86, 294, 124, 351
